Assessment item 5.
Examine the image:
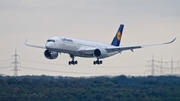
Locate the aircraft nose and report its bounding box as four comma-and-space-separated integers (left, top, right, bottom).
45, 42, 52, 48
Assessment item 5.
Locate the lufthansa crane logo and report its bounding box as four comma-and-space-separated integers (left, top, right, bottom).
117, 31, 121, 40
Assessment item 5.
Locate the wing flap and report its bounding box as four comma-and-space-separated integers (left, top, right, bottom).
107, 46, 142, 53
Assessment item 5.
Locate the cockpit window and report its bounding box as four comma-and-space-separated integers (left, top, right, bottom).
47, 39, 55, 42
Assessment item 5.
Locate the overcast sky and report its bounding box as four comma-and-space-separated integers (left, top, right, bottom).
0, 0, 179, 77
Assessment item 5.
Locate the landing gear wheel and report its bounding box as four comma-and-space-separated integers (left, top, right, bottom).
75, 61, 78, 64
99, 60, 102, 64
68, 55, 78, 65
93, 61, 96, 65
93, 59, 103, 65
68, 61, 71, 65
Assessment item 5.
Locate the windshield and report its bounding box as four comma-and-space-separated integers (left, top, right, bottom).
47, 39, 55, 42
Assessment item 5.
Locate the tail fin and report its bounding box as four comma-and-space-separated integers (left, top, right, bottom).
111, 24, 124, 46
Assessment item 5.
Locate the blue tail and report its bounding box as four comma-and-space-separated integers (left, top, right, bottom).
111, 24, 124, 46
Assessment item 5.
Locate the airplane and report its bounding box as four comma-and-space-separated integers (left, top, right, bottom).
24, 24, 176, 65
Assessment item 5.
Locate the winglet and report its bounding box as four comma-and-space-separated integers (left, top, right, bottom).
164, 37, 177, 44
24, 39, 46, 49
24, 39, 28, 45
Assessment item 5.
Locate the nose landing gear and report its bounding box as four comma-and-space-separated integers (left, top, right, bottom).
68, 55, 78, 65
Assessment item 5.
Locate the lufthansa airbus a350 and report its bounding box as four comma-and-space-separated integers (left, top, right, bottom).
25, 24, 176, 65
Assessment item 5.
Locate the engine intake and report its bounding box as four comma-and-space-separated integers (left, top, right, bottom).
44, 50, 58, 59
93, 48, 108, 58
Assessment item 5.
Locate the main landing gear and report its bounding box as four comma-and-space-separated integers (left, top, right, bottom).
93, 59, 103, 65
68, 55, 78, 65
68, 55, 103, 65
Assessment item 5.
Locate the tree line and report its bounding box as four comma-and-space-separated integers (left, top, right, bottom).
0, 75, 180, 101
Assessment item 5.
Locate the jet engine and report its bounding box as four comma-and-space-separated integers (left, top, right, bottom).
93, 48, 108, 58
44, 50, 58, 59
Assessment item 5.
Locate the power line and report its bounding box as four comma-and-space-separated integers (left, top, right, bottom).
146, 56, 180, 75
20, 59, 143, 68
0, 56, 144, 75
0, 66, 12, 69
0, 50, 150, 76
20, 66, 142, 75
20, 59, 68, 66
164, 57, 178, 74
0, 59, 11, 61
21, 66, 98, 74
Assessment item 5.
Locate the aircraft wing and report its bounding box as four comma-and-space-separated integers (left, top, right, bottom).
106, 38, 176, 53
24, 39, 46, 49
78, 38, 176, 54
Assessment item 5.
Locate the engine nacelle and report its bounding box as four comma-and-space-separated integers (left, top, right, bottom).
93, 48, 108, 58
44, 50, 58, 59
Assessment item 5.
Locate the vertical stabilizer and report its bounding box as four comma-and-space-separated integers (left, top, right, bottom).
111, 24, 124, 46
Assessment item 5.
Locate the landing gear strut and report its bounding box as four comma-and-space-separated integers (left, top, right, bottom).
93, 59, 102, 65
68, 55, 78, 65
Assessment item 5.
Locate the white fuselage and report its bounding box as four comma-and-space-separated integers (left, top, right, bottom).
45, 36, 119, 58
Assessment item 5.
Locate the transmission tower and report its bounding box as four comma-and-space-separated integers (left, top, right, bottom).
171, 57, 174, 74
165, 57, 178, 75
178, 61, 180, 74
159, 57, 163, 75
11, 49, 21, 76
147, 55, 159, 76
